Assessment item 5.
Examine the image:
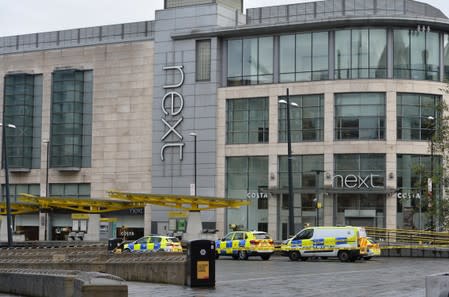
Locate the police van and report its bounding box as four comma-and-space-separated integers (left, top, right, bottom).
280, 226, 369, 262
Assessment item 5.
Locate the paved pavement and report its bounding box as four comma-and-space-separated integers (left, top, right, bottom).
0, 256, 447, 296
128, 256, 449, 296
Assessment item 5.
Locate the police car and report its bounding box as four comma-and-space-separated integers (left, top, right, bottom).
122, 235, 183, 253
215, 231, 274, 260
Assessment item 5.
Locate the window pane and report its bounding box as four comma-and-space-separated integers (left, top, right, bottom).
335, 93, 385, 140
227, 98, 268, 144
196, 39, 211, 81
280, 35, 295, 82
335, 30, 351, 79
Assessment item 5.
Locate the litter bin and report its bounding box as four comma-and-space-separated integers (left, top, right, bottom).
108, 238, 123, 252
185, 239, 215, 288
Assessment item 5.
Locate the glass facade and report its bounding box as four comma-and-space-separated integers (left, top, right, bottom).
3, 73, 42, 169
226, 28, 449, 85
335, 93, 385, 140
334, 154, 386, 227
393, 29, 440, 80
226, 156, 268, 232
227, 37, 273, 86
334, 29, 387, 79
226, 97, 269, 144
397, 93, 439, 140
397, 155, 440, 229
279, 32, 328, 82
51, 69, 92, 168
278, 94, 324, 142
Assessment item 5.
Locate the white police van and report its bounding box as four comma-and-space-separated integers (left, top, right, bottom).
280, 226, 369, 262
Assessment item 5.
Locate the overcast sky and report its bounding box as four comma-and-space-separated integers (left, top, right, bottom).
0, 0, 448, 37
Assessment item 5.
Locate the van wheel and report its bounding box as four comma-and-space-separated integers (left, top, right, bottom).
364, 256, 372, 261
232, 254, 239, 260
338, 251, 350, 262
289, 251, 301, 261
238, 250, 248, 260
260, 254, 271, 261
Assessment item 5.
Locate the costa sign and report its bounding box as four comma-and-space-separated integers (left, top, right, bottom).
160, 65, 185, 161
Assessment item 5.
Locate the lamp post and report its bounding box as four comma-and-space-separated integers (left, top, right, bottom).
42, 139, 50, 241
427, 115, 435, 230
311, 170, 325, 227
1, 122, 17, 247
43, 139, 50, 197
189, 132, 197, 196
279, 88, 299, 237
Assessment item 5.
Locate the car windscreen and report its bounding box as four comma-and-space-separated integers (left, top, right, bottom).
167, 237, 179, 243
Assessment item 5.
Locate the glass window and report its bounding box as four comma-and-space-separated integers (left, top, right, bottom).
51, 69, 92, 168
227, 37, 273, 86
49, 183, 90, 198
258, 197, 268, 209
226, 97, 269, 144
334, 154, 386, 189
280, 32, 329, 82
278, 155, 324, 191
396, 154, 440, 228
335, 93, 385, 140
444, 34, 449, 80
278, 94, 324, 142
335, 29, 387, 79
3, 74, 41, 169
394, 29, 440, 81
0, 184, 39, 203
397, 93, 439, 140
226, 156, 268, 232
196, 39, 211, 81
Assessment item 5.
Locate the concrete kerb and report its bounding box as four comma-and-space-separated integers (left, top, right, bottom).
0, 269, 127, 297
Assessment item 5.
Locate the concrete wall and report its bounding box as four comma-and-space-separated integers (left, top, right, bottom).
0, 270, 127, 297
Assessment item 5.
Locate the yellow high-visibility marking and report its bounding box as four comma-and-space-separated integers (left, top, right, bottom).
19, 193, 143, 213
107, 190, 249, 211
0, 202, 40, 215
14, 191, 249, 214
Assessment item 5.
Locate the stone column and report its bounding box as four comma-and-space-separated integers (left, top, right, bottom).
38, 212, 51, 241
0, 216, 6, 242
144, 205, 152, 236
84, 214, 100, 241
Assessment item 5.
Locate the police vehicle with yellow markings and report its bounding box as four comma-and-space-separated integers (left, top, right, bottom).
280, 226, 369, 262
215, 231, 274, 260
122, 235, 183, 253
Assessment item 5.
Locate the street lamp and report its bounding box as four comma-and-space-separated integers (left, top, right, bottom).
189, 132, 197, 196
42, 139, 50, 241
427, 115, 435, 230
42, 139, 50, 197
1, 122, 17, 247
279, 88, 299, 237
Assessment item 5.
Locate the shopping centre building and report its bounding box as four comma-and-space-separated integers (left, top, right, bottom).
1, 0, 448, 241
